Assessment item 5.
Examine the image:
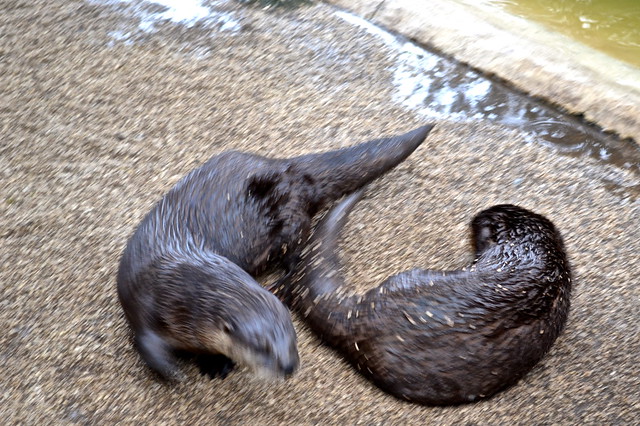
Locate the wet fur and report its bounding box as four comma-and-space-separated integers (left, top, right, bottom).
117, 125, 434, 380
281, 191, 572, 405
118, 250, 299, 380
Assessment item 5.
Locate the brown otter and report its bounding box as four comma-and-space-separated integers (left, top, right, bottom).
117, 125, 435, 381
280, 191, 572, 405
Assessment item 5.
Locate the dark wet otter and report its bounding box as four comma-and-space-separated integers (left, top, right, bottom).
117, 125, 435, 381
280, 191, 572, 405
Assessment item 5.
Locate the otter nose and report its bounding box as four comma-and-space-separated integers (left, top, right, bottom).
282, 363, 297, 377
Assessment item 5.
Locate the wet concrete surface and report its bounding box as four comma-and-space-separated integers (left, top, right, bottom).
336, 10, 640, 186
1, 0, 639, 424
329, 0, 640, 144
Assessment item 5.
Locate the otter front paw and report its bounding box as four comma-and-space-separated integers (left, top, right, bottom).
196, 354, 236, 379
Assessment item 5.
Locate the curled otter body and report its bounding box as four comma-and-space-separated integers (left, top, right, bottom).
117, 125, 434, 380
281, 191, 572, 405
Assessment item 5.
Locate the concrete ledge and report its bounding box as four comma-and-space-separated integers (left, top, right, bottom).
326, 0, 640, 143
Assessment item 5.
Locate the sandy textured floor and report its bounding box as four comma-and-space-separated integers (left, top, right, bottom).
1, 0, 639, 424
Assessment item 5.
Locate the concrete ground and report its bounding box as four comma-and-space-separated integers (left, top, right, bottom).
1, 0, 638, 424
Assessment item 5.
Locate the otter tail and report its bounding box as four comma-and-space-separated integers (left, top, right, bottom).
282, 190, 364, 325
291, 125, 434, 206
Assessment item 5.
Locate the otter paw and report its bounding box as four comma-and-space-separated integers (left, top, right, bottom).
196, 354, 236, 379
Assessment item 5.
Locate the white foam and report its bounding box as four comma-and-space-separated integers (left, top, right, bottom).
335, 11, 467, 120
148, 0, 211, 25
94, 0, 241, 39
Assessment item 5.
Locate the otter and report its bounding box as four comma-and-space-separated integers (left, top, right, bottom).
117, 125, 435, 381
279, 191, 572, 405
118, 251, 299, 380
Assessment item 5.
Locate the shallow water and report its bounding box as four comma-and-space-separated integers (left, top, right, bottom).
473, 0, 640, 68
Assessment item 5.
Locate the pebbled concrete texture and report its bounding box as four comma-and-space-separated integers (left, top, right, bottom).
1, 0, 638, 424
327, 0, 640, 143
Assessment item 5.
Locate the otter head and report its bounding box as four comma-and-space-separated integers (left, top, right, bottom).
190, 257, 299, 380
212, 304, 300, 380
472, 204, 547, 254
470, 204, 567, 274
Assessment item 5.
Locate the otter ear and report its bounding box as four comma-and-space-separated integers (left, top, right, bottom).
473, 224, 496, 255
477, 224, 493, 243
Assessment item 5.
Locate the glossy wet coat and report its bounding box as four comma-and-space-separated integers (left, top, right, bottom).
282, 192, 572, 405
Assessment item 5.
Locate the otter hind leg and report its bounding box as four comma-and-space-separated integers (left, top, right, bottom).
195, 353, 236, 379
135, 330, 183, 381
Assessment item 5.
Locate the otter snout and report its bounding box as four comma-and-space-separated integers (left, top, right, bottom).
247, 339, 299, 380
222, 294, 300, 380
282, 362, 296, 377
275, 339, 299, 378
259, 324, 299, 379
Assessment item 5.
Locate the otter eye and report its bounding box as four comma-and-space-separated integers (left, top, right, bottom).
222, 322, 234, 334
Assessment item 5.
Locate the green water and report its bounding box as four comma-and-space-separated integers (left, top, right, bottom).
479, 0, 640, 68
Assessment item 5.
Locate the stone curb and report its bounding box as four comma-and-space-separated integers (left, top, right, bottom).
325, 0, 640, 144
